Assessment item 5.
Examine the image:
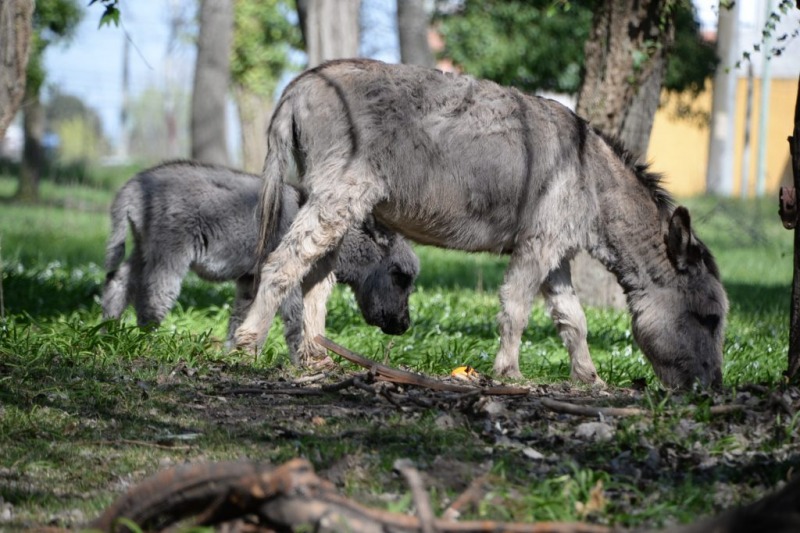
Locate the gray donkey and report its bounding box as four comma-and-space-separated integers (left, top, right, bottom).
102, 160, 419, 363
234, 59, 729, 389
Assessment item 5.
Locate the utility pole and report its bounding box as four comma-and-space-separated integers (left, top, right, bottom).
706, 0, 739, 196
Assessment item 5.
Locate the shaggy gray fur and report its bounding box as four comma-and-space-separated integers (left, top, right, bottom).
234, 59, 728, 389
102, 160, 419, 363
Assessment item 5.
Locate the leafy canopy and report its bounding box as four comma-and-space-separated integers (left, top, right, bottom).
231, 0, 303, 98
436, 0, 717, 96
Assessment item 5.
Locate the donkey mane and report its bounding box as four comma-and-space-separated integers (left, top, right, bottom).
593, 128, 674, 217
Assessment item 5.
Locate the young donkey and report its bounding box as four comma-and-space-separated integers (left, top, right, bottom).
102, 160, 419, 363
234, 59, 729, 389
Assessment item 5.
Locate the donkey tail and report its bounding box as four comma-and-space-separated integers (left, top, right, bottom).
105, 175, 147, 271
254, 96, 296, 266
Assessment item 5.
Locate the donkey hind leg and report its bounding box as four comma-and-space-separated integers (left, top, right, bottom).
134, 252, 190, 328
226, 275, 257, 350
540, 260, 603, 385
493, 241, 549, 379
235, 163, 384, 354
102, 259, 133, 320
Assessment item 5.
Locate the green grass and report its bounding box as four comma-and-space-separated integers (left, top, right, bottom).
0, 179, 796, 530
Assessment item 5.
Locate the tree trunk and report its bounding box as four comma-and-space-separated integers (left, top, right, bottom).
572, 0, 675, 309
16, 83, 44, 203
191, 0, 234, 166
0, 0, 34, 140
397, 0, 435, 68
296, 0, 361, 68
234, 84, 272, 174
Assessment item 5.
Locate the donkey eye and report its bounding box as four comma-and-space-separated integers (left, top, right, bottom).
690, 312, 720, 333
391, 268, 413, 289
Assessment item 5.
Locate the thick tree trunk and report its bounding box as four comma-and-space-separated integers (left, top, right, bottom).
0, 0, 34, 140
191, 0, 234, 166
572, 0, 675, 309
234, 84, 272, 174
397, 0, 435, 68
16, 83, 44, 203
296, 0, 361, 68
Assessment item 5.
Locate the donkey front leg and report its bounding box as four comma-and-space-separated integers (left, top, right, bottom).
297, 264, 337, 367
540, 260, 603, 385
226, 275, 256, 350
234, 176, 382, 354
494, 240, 548, 379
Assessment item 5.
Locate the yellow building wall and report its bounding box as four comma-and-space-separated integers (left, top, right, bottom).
648, 77, 795, 198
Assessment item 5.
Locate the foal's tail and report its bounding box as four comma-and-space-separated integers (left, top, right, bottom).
254, 95, 296, 270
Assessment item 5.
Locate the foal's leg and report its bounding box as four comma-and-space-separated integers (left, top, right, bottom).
540, 260, 602, 384
102, 259, 133, 320
234, 163, 384, 354
135, 249, 191, 327
493, 239, 548, 379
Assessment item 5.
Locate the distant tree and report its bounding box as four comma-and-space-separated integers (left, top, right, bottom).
397, 0, 435, 67
231, 0, 301, 173
191, 0, 234, 166
129, 86, 191, 164
16, 0, 82, 203
0, 0, 34, 141
296, 0, 361, 67
44, 87, 109, 164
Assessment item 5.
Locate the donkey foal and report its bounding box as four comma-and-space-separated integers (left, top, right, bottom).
235, 59, 728, 389
102, 160, 419, 364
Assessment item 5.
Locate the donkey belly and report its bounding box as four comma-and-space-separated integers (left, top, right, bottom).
373, 201, 517, 254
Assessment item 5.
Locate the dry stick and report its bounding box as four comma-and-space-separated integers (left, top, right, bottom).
540, 398, 745, 418
293, 372, 328, 384
316, 335, 529, 396
394, 459, 437, 533
442, 472, 491, 522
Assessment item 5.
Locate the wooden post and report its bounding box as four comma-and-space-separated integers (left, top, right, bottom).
780, 73, 800, 381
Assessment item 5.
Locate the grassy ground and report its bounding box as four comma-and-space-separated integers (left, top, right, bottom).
0, 175, 798, 531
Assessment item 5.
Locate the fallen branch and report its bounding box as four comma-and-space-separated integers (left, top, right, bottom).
316, 335, 529, 396
540, 398, 745, 418
85, 456, 800, 533
88, 457, 614, 533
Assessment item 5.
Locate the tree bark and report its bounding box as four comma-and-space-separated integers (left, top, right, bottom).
397, 0, 435, 68
572, 0, 675, 309
296, 0, 361, 68
0, 0, 34, 140
16, 82, 44, 203
191, 0, 234, 166
234, 84, 272, 174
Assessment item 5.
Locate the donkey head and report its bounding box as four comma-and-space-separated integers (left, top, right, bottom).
631, 207, 728, 389
336, 217, 420, 335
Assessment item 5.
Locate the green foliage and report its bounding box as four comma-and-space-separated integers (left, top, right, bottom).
88, 0, 120, 28
230, 0, 303, 98
27, 0, 83, 95
436, 0, 591, 94
436, 0, 718, 96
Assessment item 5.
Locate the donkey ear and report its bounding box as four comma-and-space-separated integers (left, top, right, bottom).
361, 214, 392, 248
666, 206, 700, 271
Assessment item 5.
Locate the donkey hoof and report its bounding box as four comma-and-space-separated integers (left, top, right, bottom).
494, 365, 524, 380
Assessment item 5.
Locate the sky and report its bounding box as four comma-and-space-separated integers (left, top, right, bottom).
22, 0, 800, 159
